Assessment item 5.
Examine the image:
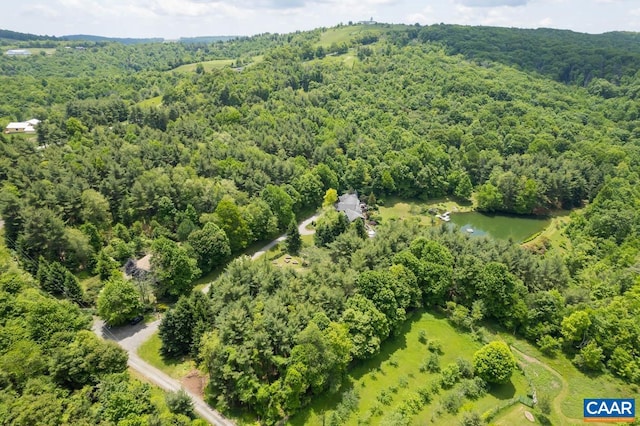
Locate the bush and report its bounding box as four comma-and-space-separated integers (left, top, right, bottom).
460, 377, 487, 400
538, 395, 551, 415
537, 335, 561, 357
441, 363, 461, 389
417, 385, 432, 403
418, 329, 428, 344
456, 357, 474, 378
376, 389, 392, 406
420, 352, 440, 373
460, 410, 484, 426
398, 376, 409, 388
428, 339, 443, 354
442, 392, 463, 414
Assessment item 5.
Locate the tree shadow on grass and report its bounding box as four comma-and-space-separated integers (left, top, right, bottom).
490, 380, 517, 400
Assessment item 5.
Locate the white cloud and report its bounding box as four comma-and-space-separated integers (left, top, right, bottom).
455, 0, 529, 7
406, 6, 433, 25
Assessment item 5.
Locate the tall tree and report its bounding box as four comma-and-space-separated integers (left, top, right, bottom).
187, 222, 231, 274
285, 219, 302, 255
97, 277, 142, 326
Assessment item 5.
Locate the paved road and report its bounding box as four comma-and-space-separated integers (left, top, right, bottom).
91, 212, 321, 425
93, 319, 233, 426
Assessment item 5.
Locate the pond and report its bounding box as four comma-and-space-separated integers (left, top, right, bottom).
447, 211, 551, 242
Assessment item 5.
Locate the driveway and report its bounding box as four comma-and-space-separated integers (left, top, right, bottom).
92, 319, 233, 426
91, 211, 321, 425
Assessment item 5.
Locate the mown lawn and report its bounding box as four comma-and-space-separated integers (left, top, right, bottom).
137, 332, 196, 380
289, 310, 530, 426
506, 337, 636, 424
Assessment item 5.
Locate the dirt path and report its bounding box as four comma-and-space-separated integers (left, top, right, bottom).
510, 346, 583, 425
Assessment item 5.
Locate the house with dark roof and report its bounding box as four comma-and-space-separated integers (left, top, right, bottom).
124, 254, 152, 280
336, 192, 365, 222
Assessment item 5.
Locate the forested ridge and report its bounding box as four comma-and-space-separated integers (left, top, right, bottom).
1, 23, 639, 424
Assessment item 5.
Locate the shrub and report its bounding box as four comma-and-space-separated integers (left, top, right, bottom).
428, 339, 443, 354
456, 357, 474, 378
420, 352, 440, 373
460, 410, 484, 426
442, 392, 463, 414
418, 329, 428, 344
398, 376, 409, 388
441, 363, 461, 389
376, 389, 392, 406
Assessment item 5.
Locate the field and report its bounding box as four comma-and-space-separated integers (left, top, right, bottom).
316, 24, 405, 48
171, 59, 234, 73
506, 337, 636, 426
288, 310, 636, 426
289, 310, 530, 426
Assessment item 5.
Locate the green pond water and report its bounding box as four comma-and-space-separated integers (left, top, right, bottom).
448, 212, 551, 242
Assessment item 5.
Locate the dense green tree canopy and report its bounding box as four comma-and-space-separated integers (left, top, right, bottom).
473, 341, 516, 384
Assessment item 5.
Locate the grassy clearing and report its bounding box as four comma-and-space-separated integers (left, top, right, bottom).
171, 59, 234, 73
377, 196, 473, 226
137, 95, 162, 108
137, 333, 196, 380
505, 337, 636, 425
316, 25, 404, 48
289, 310, 530, 426
522, 209, 574, 253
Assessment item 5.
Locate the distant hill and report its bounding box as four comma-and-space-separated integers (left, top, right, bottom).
0, 29, 58, 41
63, 34, 164, 45
178, 36, 239, 44
417, 24, 640, 85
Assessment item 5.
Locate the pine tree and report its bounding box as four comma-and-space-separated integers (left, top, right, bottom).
286, 219, 301, 255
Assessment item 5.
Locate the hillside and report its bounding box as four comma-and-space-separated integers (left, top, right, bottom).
417, 24, 640, 85
0, 23, 639, 425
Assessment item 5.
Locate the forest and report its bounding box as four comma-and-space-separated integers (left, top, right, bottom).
0, 23, 639, 424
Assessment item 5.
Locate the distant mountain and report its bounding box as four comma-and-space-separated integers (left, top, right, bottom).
63, 34, 164, 45
178, 36, 239, 43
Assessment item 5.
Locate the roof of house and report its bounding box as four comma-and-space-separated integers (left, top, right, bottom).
124, 254, 153, 280
135, 254, 152, 272
336, 192, 364, 222
6, 122, 29, 129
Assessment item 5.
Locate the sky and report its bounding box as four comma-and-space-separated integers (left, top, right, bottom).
2, 0, 638, 39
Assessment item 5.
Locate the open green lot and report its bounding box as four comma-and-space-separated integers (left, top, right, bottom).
289, 310, 529, 425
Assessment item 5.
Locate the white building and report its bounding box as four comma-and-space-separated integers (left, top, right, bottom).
6, 49, 31, 56
5, 118, 40, 134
